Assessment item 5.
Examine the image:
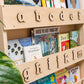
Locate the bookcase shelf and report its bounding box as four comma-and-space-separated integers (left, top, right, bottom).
0, 5, 84, 84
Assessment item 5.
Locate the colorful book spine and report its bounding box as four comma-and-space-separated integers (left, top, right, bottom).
60, 0, 66, 8
70, 30, 80, 48
41, 0, 46, 7
58, 33, 70, 52
52, 0, 55, 8
50, 0, 52, 7
37, 73, 57, 84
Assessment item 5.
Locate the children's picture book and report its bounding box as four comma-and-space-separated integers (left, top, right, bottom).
32, 27, 59, 56
46, 0, 50, 7
66, 76, 75, 84
54, 0, 61, 8
19, 37, 32, 47
23, 44, 43, 62
70, 30, 80, 48
41, 0, 46, 7
37, 73, 57, 84
8, 39, 24, 65
55, 68, 69, 84
4, 0, 41, 6
58, 33, 70, 52
60, 0, 66, 8
69, 66, 80, 83
30, 81, 37, 84
66, 0, 80, 9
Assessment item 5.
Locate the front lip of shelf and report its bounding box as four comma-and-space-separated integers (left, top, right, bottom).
17, 45, 84, 84
76, 78, 84, 84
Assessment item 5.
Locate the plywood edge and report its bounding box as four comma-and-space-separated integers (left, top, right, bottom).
17, 45, 84, 84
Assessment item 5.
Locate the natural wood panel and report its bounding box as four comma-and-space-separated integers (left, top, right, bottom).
17, 45, 84, 84
0, 5, 84, 30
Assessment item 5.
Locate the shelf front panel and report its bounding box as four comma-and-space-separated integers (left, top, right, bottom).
17, 45, 84, 84
0, 5, 84, 30
76, 78, 84, 84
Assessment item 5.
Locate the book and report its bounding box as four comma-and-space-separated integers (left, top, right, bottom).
4, 0, 41, 6
60, 0, 66, 8
41, 0, 46, 7
58, 33, 70, 52
54, 0, 61, 8
52, 0, 55, 8
55, 68, 69, 84
46, 0, 50, 7
37, 73, 57, 84
23, 44, 43, 62
30, 81, 37, 84
8, 39, 24, 65
66, 76, 75, 84
50, 0, 52, 7
66, 0, 80, 9
32, 27, 59, 56
69, 66, 80, 83
70, 30, 80, 48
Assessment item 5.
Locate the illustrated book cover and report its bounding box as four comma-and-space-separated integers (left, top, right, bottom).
70, 30, 80, 48
4, 0, 41, 6
23, 44, 43, 62
37, 73, 57, 84
55, 68, 69, 84
60, 0, 66, 8
66, 0, 80, 9
69, 66, 80, 83
58, 33, 70, 52
32, 27, 59, 56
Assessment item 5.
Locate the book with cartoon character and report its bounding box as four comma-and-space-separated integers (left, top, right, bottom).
66, 76, 75, 84
70, 30, 80, 48
4, 0, 41, 6
69, 66, 80, 83
37, 73, 57, 84
32, 27, 59, 56
55, 68, 69, 84
58, 33, 70, 52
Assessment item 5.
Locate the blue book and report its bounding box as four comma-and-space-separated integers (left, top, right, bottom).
19, 37, 32, 47
4, 0, 41, 6
30, 81, 37, 84
66, 0, 80, 9
37, 73, 57, 84
66, 76, 75, 84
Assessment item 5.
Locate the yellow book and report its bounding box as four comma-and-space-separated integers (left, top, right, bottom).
41, 0, 46, 7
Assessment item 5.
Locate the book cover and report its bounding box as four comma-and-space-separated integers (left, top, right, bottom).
52, 0, 55, 8
69, 66, 80, 83
37, 73, 57, 84
30, 81, 37, 84
41, 0, 46, 7
58, 33, 70, 52
4, 0, 41, 6
46, 0, 50, 7
54, 0, 61, 8
8, 39, 24, 65
70, 31, 80, 48
33, 27, 59, 56
23, 44, 43, 62
60, 0, 66, 8
66, 76, 75, 84
66, 0, 80, 9
50, 0, 52, 7
55, 69, 69, 84
19, 37, 32, 47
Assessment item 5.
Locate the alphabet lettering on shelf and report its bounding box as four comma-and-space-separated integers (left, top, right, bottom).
49, 13, 54, 21
77, 50, 82, 58
17, 13, 25, 23
47, 58, 51, 70
35, 62, 42, 75
81, 79, 84, 84
64, 53, 69, 64
22, 68, 30, 83
59, 11, 65, 21
34, 10, 41, 22
78, 11, 81, 20
69, 14, 73, 20
56, 56, 59, 68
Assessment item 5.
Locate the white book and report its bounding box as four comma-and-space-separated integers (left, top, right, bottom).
24, 44, 43, 62
54, 0, 61, 8
46, 0, 50, 7
69, 66, 80, 83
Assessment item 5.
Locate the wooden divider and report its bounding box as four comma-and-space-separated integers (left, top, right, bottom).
17, 45, 84, 84
0, 5, 84, 30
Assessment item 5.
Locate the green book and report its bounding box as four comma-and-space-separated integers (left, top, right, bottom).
70, 30, 80, 48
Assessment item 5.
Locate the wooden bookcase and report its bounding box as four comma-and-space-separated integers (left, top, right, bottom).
0, 5, 84, 84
